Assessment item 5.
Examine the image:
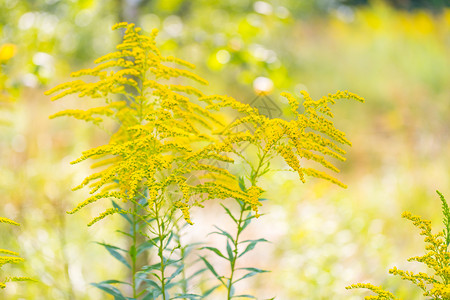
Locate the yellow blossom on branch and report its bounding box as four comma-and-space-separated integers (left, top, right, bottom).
348, 191, 450, 299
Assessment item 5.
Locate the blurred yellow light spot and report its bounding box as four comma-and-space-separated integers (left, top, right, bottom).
445, 10, 450, 27
275, 6, 290, 19
365, 12, 382, 30
253, 76, 273, 95
0, 44, 17, 61
216, 49, 230, 64
413, 12, 434, 35
228, 38, 242, 51
254, 1, 273, 15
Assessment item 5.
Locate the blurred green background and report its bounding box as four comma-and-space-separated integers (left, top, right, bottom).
0, 0, 449, 299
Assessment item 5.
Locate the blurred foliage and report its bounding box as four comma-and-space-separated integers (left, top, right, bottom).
0, 0, 449, 299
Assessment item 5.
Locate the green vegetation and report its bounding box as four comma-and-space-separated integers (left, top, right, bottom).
348, 191, 450, 299
0, 1, 448, 299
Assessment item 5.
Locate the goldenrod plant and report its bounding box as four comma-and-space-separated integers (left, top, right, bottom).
1, 47, 33, 291
46, 22, 254, 299
46, 22, 363, 299
0, 217, 34, 289
198, 89, 363, 298
347, 191, 450, 300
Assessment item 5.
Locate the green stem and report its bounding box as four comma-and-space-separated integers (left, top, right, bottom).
175, 222, 188, 296
131, 46, 146, 299
227, 201, 246, 300
226, 148, 268, 299
132, 200, 138, 298
155, 202, 167, 300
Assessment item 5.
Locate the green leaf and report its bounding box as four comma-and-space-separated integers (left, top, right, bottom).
164, 281, 178, 290
240, 212, 254, 231
111, 200, 132, 224
199, 256, 225, 285
142, 262, 163, 272
229, 283, 235, 297
115, 229, 133, 238
136, 239, 157, 256
166, 231, 174, 246
201, 284, 221, 298
238, 176, 246, 192
91, 282, 127, 300
165, 264, 184, 285
138, 196, 148, 206
220, 203, 237, 223
99, 279, 130, 286
202, 246, 227, 260
135, 272, 161, 290
172, 293, 201, 299
238, 238, 268, 258
129, 245, 137, 261
142, 289, 161, 300
209, 225, 235, 244
226, 240, 234, 261
232, 295, 256, 299
164, 258, 181, 267
259, 161, 271, 177
96, 242, 131, 269
234, 267, 269, 283
238, 267, 268, 272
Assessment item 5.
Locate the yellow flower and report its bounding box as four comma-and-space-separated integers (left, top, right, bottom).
0, 217, 20, 226
46, 22, 239, 225
0, 44, 17, 61
349, 192, 450, 299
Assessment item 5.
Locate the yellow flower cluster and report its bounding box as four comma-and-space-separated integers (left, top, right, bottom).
47, 21, 365, 225
346, 283, 399, 300
0, 217, 22, 272
46, 22, 250, 225
0, 217, 34, 289
348, 191, 450, 299
0, 217, 20, 226
387, 211, 450, 299
191, 89, 363, 216
245, 185, 264, 217
204, 90, 363, 190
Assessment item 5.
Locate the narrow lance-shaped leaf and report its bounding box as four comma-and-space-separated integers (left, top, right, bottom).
238, 238, 268, 258
201, 246, 228, 260
208, 225, 235, 244
172, 293, 202, 299
234, 267, 269, 284
238, 176, 247, 192
165, 263, 184, 285
240, 211, 255, 232
226, 239, 234, 261
112, 200, 132, 224
136, 239, 158, 256
91, 282, 127, 300
96, 242, 131, 269
201, 284, 221, 298
232, 295, 256, 299
220, 203, 238, 223
199, 256, 225, 285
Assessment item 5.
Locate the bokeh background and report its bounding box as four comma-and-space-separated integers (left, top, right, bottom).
0, 0, 449, 299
